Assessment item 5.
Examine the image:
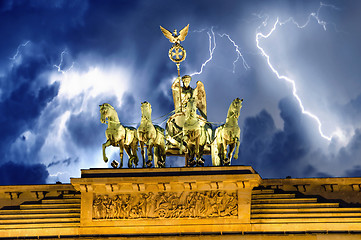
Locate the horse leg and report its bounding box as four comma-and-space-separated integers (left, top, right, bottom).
197, 144, 205, 167
131, 140, 139, 167
102, 140, 111, 163
189, 144, 196, 167
196, 130, 206, 167
195, 134, 200, 162
159, 144, 166, 168
185, 150, 190, 167
226, 143, 236, 166
184, 140, 191, 167
140, 141, 146, 168
179, 133, 186, 155
146, 139, 154, 168
217, 143, 224, 166
124, 145, 133, 168
234, 138, 240, 160
153, 146, 159, 168
119, 140, 124, 168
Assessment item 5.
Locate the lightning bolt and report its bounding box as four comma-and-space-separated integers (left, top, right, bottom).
49, 172, 66, 177
53, 50, 74, 74
190, 28, 216, 77
255, 2, 339, 141
9, 41, 30, 61
190, 27, 249, 77
218, 33, 250, 72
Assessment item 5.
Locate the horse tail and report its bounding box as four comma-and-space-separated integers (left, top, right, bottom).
211, 126, 223, 166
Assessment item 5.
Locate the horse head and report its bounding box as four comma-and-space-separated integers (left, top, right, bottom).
99, 103, 115, 124
227, 98, 243, 120
141, 101, 152, 120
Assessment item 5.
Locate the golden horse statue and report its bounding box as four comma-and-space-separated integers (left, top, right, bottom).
137, 101, 166, 168
180, 98, 210, 167
99, 103, 139, 168
211, 98, 243, 166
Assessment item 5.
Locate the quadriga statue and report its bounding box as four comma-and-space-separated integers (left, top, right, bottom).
99, 103, 139, 168
211, 98, 243, 166
137, 101, 166, 168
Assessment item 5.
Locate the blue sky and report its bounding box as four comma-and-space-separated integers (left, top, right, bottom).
1, 0, 361, 185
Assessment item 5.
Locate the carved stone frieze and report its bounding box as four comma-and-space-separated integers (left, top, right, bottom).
93, 190, 238, 220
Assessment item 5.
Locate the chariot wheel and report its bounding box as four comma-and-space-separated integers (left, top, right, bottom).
157, 208, 167, 218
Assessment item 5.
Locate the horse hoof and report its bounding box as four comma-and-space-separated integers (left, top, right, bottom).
189, 160, 196, 167
104, 157, 109, 163
111, 160, 119, 168
146, 160, 153, 168
223, 158, 230, 166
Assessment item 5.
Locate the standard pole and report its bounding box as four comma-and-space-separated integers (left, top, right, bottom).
177, 63, 182, 113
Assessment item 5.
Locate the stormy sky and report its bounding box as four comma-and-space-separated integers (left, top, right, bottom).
1, 0, 361, 185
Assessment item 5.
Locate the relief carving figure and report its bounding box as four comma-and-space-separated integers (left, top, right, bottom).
93, 191, 237, 220
99, 103, 139, 168
113, 195, 123, 219
102, 195, 115, 219
137, 101, 166, 168
93, 195, 104, 219
224, 192, 238, 216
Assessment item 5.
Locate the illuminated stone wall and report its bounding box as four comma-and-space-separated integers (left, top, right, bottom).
0, 166, 360, 239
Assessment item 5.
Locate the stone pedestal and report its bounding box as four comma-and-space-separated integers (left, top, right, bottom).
71, 166, 261, 235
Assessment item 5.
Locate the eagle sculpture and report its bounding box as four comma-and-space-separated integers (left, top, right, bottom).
160, 24, 189, 44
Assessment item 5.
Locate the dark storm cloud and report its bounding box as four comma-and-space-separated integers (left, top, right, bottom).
67, 110, 104, 148
237, 109, 276, 167
345, 166, 361, 177
0, 0, 360, 183
0, 1, 88, 68
334, 129, 361, 168
236, 96, 361, 178
0, 76, 59, 161
0, 39, 60, 175
0, 51, 59, 160
0, 161, 49, 185
117, 93, 137, 126
340, 93, 361, 125
235, 97, 316, 178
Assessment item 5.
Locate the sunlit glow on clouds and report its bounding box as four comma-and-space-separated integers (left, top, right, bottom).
51, 65, 131, 105
43, 56, 134, 182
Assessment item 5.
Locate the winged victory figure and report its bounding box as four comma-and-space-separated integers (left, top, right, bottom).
171, 75, 207, 119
